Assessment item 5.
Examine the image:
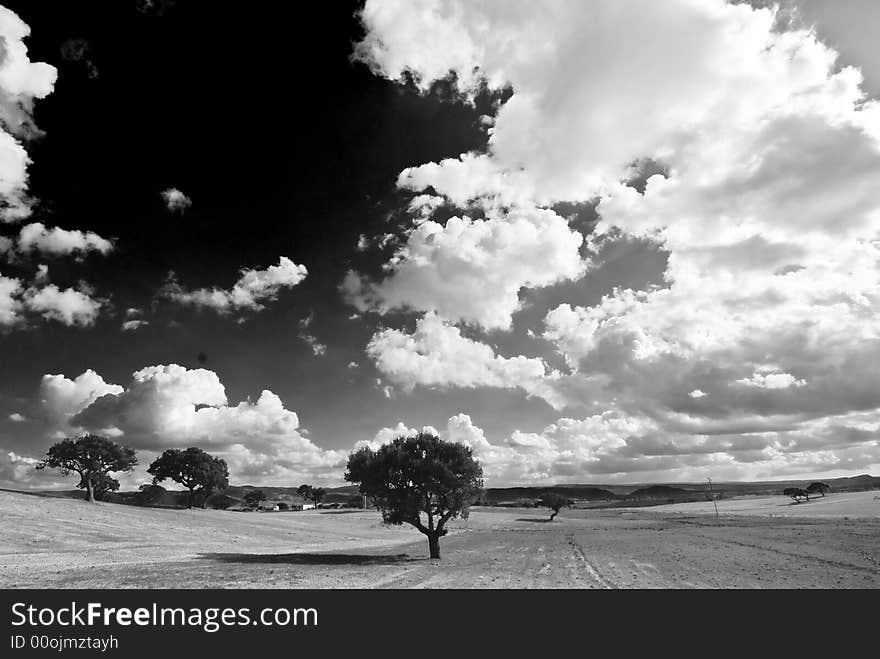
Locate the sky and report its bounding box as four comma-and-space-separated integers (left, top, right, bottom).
2, 0, 880, 491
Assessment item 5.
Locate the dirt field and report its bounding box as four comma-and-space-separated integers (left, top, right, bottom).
625, 489, 880, 518
1, 489, 878, 588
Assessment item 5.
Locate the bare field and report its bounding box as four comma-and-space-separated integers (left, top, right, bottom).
1, 490, 878, 588
623, 490, 880, 518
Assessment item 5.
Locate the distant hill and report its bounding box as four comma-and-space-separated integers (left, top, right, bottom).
481, 485, 617, 506
479, 474, 880, 509
627, 485, 690, 499
18, 473, 878, 511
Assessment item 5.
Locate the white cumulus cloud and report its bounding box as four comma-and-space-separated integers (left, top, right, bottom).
345, 207, 585, 330
22, 283, 103, 327
367, 311, 564, 407
347, 0, 880, 480
0, 6, 57, 222
41, 364, 346, 485
160, 188, 191, 213
16, 222, 113, 257
163, 256, 308, 314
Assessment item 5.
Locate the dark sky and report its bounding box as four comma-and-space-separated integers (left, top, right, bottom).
0, 1, 541, 450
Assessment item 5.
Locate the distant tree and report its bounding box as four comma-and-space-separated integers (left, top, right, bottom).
243, 490, 267, 509
806, 482, 830, 497
783, 487, 810, 503
310, 488, 326, 505
345, 432, 483, 559
134, 483, 167, 506
539, 492, 573, 521
36, 435, 138, 503
147, 448, 229, 509
297, 484, 326, 506
277, 502, 289, 511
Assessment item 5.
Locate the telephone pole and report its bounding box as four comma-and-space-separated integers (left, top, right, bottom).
707, 477, 719, 518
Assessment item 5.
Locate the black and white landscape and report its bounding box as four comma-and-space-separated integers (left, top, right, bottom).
0, 1, 878, 589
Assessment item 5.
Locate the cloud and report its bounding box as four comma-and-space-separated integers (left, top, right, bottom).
0, 274, 105, 328
40, 369, 124, 427
347, 0, 880, 481
297, 312, 327, 356
21, 362, 880, 489
160, 188, 191, 213
0, 6, 57, 222
16, 222, 114, 257
355, 0, 866, 205
345, 207, 585, 330
136, 0, 177, 16
354, 421, 439, 452
363, 411, 880, 486
736, 371, 806, 390
0, 450, 54, 489
163, 256, 308, 313
300, 333, 326, 356
0, 273, 21, 324
22, 283, 103, 326
41, 364, 347, 485
367, 311, 564, 407
121, 319, 149, 331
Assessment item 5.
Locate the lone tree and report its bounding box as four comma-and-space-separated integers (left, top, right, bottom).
783, 487, 810, 503
297, 484, 327, 506
310, 487, 326, 506
147, 447, 229, 509
539, 491, 573, 521
345, 432, 484, 559
243, 489, 267, 509
806, 482, 830, 497
36, 434, 138, 503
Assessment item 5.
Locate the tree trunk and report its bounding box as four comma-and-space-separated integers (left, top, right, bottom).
549, 510, 558, 521
187, 488, 195, 509
427, 532, 441, 559
85, 477, 95, 503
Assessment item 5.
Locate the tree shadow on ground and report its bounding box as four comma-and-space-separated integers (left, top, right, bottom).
318, 510, 365, 515
197, 552, 417, 566
515, 517, 553, 523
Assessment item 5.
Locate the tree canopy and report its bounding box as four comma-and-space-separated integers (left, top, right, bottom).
36, 434, 138, 503
783, 487, 810, 503
345, 432, 484, 559
84, 472, 120, 502
147, 447, 229, 509
297, 484, 326, 505
806, 482, 830, 497
539, 492, 573, 521
243, 489, 267, 508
